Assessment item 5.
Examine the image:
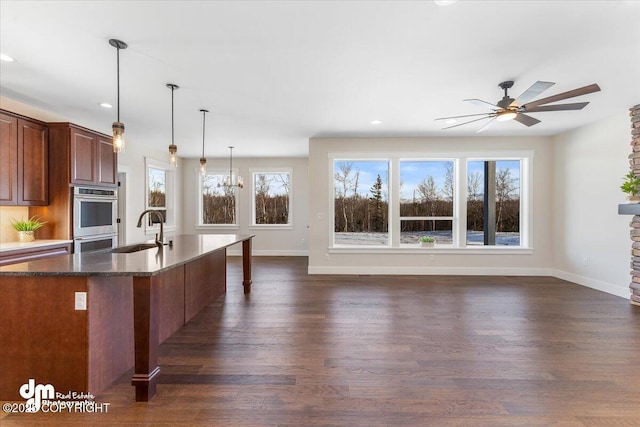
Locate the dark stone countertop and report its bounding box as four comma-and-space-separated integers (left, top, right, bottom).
0, 234, 253, 277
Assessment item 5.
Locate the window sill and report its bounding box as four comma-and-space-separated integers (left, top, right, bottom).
249, 224, 293, 230
328, 246, 533, 255
195, 225, 240, 231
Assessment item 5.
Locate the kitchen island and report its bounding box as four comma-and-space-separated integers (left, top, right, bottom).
0, 234, 253, 402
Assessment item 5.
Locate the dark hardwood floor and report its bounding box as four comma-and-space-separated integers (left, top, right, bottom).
2, 256, 639, 426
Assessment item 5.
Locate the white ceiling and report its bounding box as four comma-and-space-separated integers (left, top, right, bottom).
1, 1, 639, 158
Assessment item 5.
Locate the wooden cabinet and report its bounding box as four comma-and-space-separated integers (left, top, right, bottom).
67, 125, 117, 187
30, 123, 117, 241
0, 111, 48, 206
0, 113, 17, 204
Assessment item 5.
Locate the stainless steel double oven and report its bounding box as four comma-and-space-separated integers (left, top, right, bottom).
73, 187, 118, 253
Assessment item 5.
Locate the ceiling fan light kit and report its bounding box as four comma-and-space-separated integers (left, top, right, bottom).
436, 80, 601, 132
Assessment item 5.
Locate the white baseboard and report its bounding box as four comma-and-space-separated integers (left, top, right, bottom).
307, 266, 553, 276
551, 269, 629, 299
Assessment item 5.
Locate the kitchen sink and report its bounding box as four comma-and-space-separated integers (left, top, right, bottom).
110, 243, 159, 253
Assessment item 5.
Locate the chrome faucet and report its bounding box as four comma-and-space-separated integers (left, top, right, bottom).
136, 209, 165, 249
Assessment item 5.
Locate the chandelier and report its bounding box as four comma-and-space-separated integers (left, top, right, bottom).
218, 146, 243, 191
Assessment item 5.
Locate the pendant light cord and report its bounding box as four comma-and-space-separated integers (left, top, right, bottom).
171, 86, 175, 145
202, 111, 206, 158
116, 47, 120, 122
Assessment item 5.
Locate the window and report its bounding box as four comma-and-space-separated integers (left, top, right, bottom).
399, 160, 455, 246
199, 171, 238, 227
329, 152, 530, 251
333, 160, 389, 246
252, 170, 292, 226
145, 157, 175, 234
467, 160, 521, 246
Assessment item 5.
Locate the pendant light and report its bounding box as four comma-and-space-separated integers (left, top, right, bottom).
199, 109, 209, 176
109, 39, 127, 153
219, 146, 244, 191
167, 83, 179, 168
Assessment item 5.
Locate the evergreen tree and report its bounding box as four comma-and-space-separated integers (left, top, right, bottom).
370, 174, 384, 232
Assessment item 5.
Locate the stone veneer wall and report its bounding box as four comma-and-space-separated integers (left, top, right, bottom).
629, 104, 640, 306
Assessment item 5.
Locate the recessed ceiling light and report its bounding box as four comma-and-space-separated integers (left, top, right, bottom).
434, 0, 457, 6
445, 119, 457, 124
0, 53, 15, 62
370, 120, 383, 125
99, 102, 113, 109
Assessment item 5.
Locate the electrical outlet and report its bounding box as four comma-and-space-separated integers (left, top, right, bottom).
582, 257, 589, 266
75, 292, 87, 311
428, 254, 435, 261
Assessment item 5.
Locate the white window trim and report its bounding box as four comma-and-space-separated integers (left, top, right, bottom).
250, 168, 293, 229
328, 150, 533, 252
144, 157, 176, 236
330, 156, 392, 248
196, 167, 240, 230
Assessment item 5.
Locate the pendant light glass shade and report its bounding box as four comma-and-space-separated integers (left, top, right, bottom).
167, 83, 179, 168
112, 122, 125, 152
109, 39, 127, 153
199, 109, 209, 176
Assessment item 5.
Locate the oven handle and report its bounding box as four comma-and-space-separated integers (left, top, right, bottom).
75, 195, 117, 201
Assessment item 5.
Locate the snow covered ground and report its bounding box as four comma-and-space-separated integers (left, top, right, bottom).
334, 231, 520, 246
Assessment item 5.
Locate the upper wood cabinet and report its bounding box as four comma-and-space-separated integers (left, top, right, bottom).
49, 123, 117, 188
0, 111, 48, 206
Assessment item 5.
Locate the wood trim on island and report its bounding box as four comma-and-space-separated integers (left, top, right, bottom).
0, 234, 253, 402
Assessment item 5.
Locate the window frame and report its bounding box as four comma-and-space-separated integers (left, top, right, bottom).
330, 156, 392, 248
144, 157, 176, 236
196, 167, 240, 230
398, 158, 457, 247
328, 151, 533, 253
250, 168, 293, 229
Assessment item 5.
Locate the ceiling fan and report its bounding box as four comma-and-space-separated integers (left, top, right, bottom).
436, 80, 601, 133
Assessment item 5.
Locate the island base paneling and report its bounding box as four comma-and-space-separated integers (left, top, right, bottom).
185, 249, 226, 321
88, 276, 135, 396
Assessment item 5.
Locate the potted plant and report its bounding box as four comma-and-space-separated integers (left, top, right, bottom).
621, 172, 640, 203
418, 236, 436, 247
10, 216, 46, 242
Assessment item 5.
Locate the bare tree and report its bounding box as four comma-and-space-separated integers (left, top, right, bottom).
496, 168, 518, 202
255, 174, 271, 224
334, 162, 353, 232
417, 176, 438, 201
467, 171, 482, 201
495, 168, 519, 231
442, 163, 454, 201
417, 175, 438, 230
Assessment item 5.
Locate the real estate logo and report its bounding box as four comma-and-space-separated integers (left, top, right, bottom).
19, 378, 54, 412
1, 378, 110, 414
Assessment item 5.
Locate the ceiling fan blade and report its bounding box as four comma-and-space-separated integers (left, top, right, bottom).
435, 112, 493, 121
476, 118, 497, 133
441, 115, 493, 130
522, 83, 601, 109
464, 98, 499, 109
514, 113, 541, 127
509, 81, 555, 107
522, 102, 589, 113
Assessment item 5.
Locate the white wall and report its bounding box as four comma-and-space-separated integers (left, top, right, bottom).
551, 111, 631, 298
181, 156, 309, 255
308, 136, 554, 275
